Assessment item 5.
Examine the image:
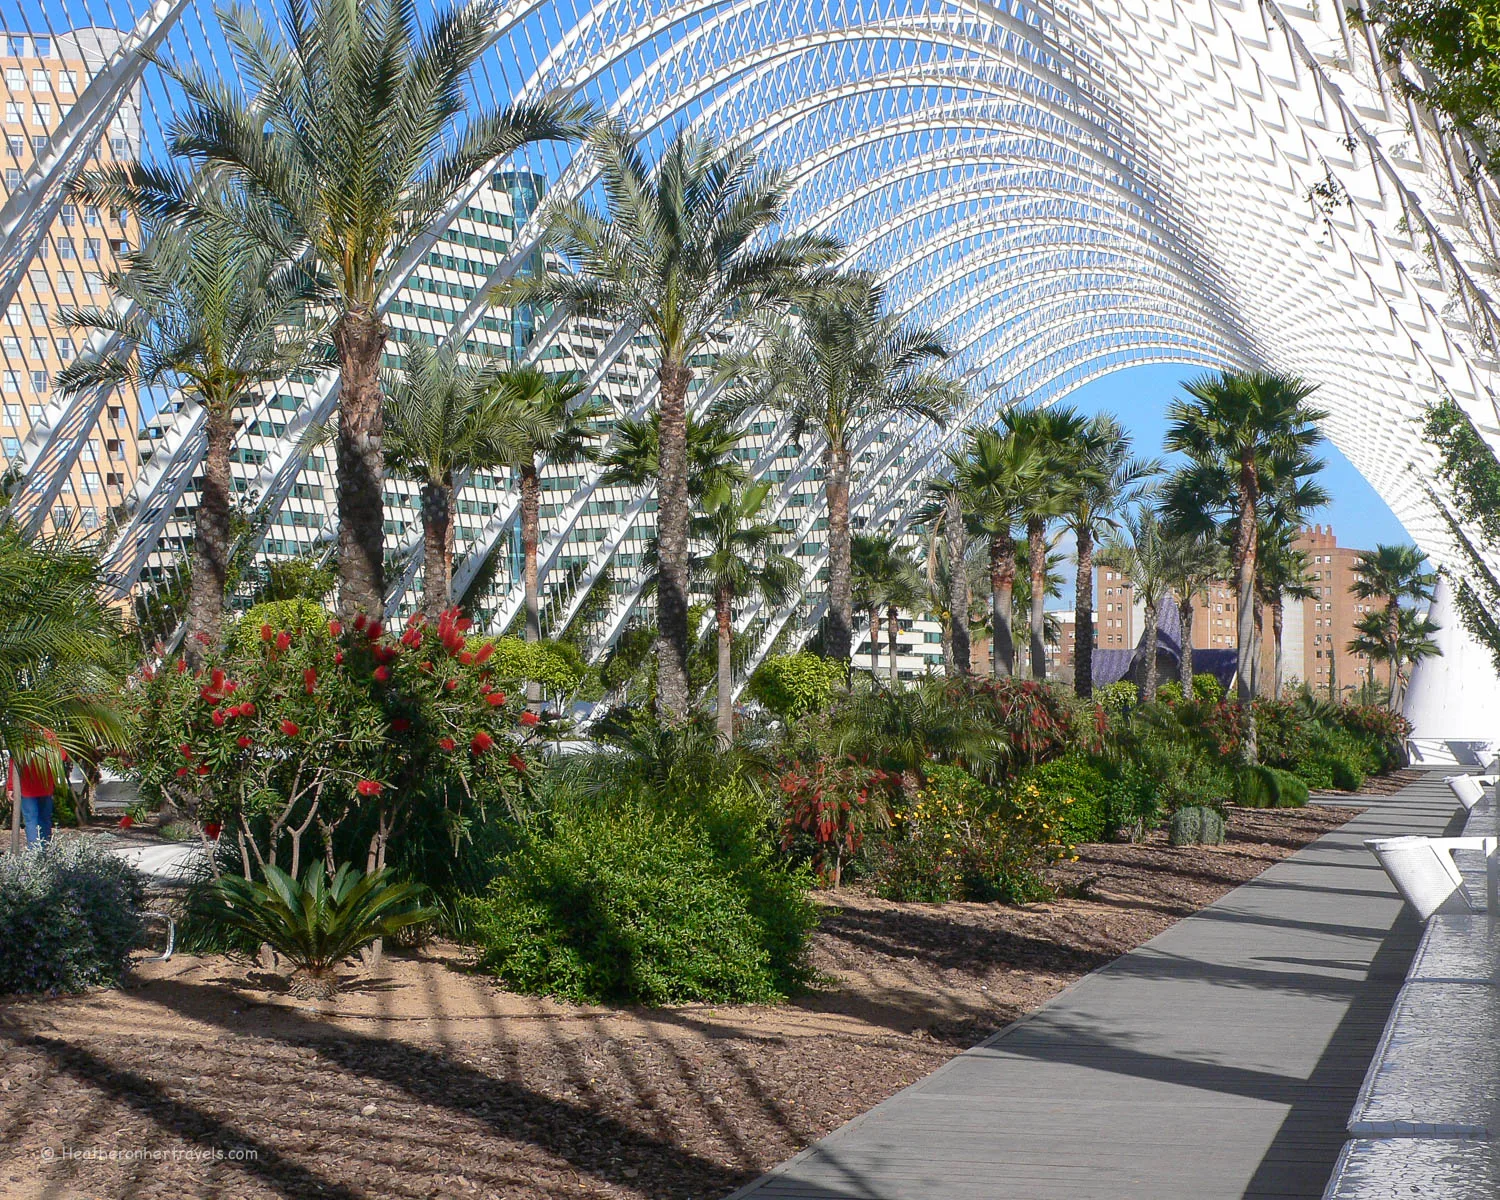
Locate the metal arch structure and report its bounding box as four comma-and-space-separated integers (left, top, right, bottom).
3, 0, 1500, 674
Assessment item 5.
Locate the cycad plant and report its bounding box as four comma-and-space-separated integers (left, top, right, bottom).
1162, 370, 1327, 759
733, 274, 955, 664
1351, 544, 1436, 704
156, 0, 590, 618
205, 862, 432, 999
504, 122, 837, 719
56, 196, 322, 655
689, 480, 801, 741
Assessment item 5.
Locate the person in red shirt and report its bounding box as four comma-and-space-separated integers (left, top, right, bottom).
8, 733, 66, 847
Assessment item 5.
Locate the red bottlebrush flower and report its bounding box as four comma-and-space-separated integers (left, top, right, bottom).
195, 763, 210, 775
335, 650, 345, 665
194, 631, 213, 646
223, 680, 238, 694
211, 668, 226, 688
366, 620, 383, 640
303, 667, 317, 695
391, 717, 411, 733
200, 686, 219, 703
356, 779, 383, 797
374, 665, 391, 683
456, 616, 472, 633
486, 692, 506, 707
280, 719, 299, 738
176, 658, 187, 673
211, 709, 226, 728
203, 822, 221, 840
142, 665, 155, 681
276, 631, 292, 652
237, 735, 253, 749
444, 678, 458, 691
470, 731, 494, 754
179, 743, 193, 760
439, 737, 457, 752
354, 612, 368, 632
260, 623, 273, 642
174, 767, 188, 778
240, 702, 255, 717
400, 627, 422, 649
474, 642, 495, 665
119, 814, 135, 828
419, 661, 433, 673
508, 753, 527, 773
329, 619, 343, 637
519, 711, 540, 727
459, 651, 473, 666
443, 633, 464, 655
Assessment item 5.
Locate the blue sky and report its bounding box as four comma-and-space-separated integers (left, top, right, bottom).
1040, 362, 1414, 607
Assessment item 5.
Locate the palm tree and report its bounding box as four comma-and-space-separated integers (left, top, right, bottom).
55, 200, 321, 657
881, 548, 925, 686
955, 427, 1040, 680
690, 481, 801, 741
1253, 523, 1318, 697
1351, 544, 1437, 704
150, 0, 591, 619
1162, 370, 1327, 760
595, 409, 748, 500
1000, 405, 1090, 681
733, 275, 955, 665
1010, 535, 1066, 665
504, 123, 837, 720
491, 367, 607, 645
1066, 415, 1159, 697
917, 473, 973, 676
1100, 506, 1174, 703
1161, 530, 1228, 690
1, 531, 126, 852
1350, 605, 1441, 709
852, 533, 895, 678
383, 344, 514, 617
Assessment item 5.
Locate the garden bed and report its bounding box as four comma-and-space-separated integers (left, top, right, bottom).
1, 803, 1355, 1200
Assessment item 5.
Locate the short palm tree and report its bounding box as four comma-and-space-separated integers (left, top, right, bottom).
1162, 370, 1327, 759
503, 122, 838, 720
689, 480, 801, 741
1000, 405, 1090, 681
1162, 530, 1228, 689
595, 409, 748, 501
852, 533, 894, 677
1349, 605, 1440, 709
733, 274, 955, 665
492, 367, 607, 645
917, 471, 973, 676
56, 200, 321, 655
154, 0, 591, 619
1066, 414, 1158, 696
383, 344, 514, 617
1100, 506, 1174, 703
956, 426, 1041, 680
1351, 544, 1437, 703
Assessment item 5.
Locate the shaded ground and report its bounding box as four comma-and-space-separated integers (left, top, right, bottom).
1, 803, 1355, 1200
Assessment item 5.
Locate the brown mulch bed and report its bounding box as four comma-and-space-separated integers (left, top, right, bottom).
0, 802, 1360, 1200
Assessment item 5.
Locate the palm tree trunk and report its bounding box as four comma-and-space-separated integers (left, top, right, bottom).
989, 534, 1015, 680
332, 309, 387, 620
1253, 604, 1268, 698
1233, 464, 1259, 761
1387, 599, 1401, 709
716, 584, 734, 744
868, 605, 881, 678
945, 488, 970, 677
1028, 517, 1047, 680
520, 464, 541, 643
1272, 597, 1285, 697
1141, 600, 1160, 703
186, 404, 234, 661
1073, 524, 1094, 697
825, 446, 853, 661
1179, 593, 1195, 688
887, 605, 900, 686
655, 359, 693, 720
419, 478, 453, 620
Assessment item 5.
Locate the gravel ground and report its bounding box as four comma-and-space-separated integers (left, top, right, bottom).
0, 802, 1357, 1200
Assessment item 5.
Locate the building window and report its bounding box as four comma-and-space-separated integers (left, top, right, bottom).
6, 135, 22, 157
85, 205, 99, 226
3, 403, 19, 424
3, 103, 18, 125
30, 135, 45, 155
29, 303, 45, 325
31, 104, 49, 126
83, 237, 100, 260
57, 339, 71, 361
31, 69, 48, 90
2, 437, 18, 457
58, 236, 73, 259
33, 38, 50, 57
85, 272, 101, 293
110, 137, 128, 158
4, 303, 17, 325
3, 68, 21, 90
30, 370, 46, 392
3, 371, 18, 392
4, 168, 20, 190
60, 71, 77, 94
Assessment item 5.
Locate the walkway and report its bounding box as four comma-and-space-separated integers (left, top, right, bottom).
731, 773, 1462, 1200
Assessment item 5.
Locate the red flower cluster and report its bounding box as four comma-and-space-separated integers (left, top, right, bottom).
470, 731, 494, 754
356, 779, 383, 797
280, 719, 300, 738
518, 711, 539, 727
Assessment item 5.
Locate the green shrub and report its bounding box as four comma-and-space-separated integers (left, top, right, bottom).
747, 653, 846, 720
479, 637, 586, 693
232, 598, 334, 652
1019, 753, 1110, 844
1168, 805, 1226, 846
0, 839, 145, 995
1094, 680, 1138, 715
1232, 765, 1309, 809
469, 791, 816, 1005
1190, 674, 1225, 703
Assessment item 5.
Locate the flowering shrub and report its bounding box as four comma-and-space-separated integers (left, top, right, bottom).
779, 757, 891, 887
129, 607, 530, 882
1333, 705, 1411, 773
1094, 681, 1138, 715
960, 678, 1107, 772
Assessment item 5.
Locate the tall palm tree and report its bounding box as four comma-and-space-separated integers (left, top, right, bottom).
1100, 506, 1174, 703
955, 427, 1039, 680
1161, 529, 1228, 690
734, 275, 955, 665
383, 344, 512, 617
1066, 415, 1159, 697
1001, 405, 1090, 681
1, 531, 126, 852
690, 480, 801, 741
504, 123, 837, 720
1253, 523, 1317, 697
56, 199, 321, 657
1351, 543, 1437, 702
1010, 535, 1066, 665
1350, 606, 1440, 709
917, 472, 973, 676
491, 367, 607, 645
595, 409, 748, 500
150, 0, 591, 619
1162, 370, 1327, 759
881, 547, 925, 686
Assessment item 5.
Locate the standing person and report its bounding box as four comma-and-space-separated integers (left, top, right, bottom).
9, 733, 67, 847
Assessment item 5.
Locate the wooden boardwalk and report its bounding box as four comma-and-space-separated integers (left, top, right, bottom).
731, 774, 1463, 1200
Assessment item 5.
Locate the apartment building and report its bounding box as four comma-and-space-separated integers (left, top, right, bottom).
0, 27, 143, 536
